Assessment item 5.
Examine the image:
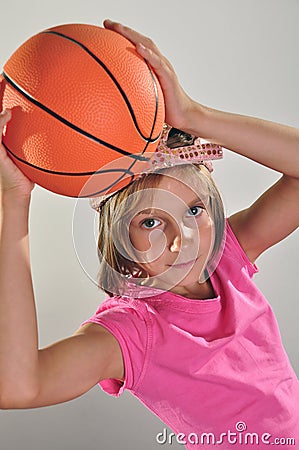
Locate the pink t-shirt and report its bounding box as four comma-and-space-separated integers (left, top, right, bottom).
81, 219, 299, 449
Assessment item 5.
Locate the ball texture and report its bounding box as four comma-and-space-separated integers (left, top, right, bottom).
1, 23, 165, 197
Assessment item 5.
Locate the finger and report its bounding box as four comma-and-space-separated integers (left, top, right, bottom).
0, 109, 12, 132
103, 20, 170, 75
136, 43, 176, 84
0, 75, 5, 109
0, 110, 11, 147
103, 19, 161, 54
135, 43, 163, 71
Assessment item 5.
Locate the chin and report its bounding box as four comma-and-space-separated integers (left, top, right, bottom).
165, 268, 204, 288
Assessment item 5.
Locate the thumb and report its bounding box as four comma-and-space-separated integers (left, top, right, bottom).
0, 110, 12, 161
0, 109, 12, 140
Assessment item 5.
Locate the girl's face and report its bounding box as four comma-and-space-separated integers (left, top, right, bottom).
128, 175, 214, 295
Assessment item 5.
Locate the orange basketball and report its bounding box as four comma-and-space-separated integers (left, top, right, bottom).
1, 23, 165, 197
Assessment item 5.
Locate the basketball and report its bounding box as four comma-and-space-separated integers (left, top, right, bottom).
1, 23, 165, 197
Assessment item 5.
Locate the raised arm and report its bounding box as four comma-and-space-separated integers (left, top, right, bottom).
104, 20, 299, 262
103, 20, 299, 178
0, 110, 123, 409
189, 104, 299, 263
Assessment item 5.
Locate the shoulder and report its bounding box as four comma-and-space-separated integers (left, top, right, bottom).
75, 322, 125, 381
80, 295, 152, 360
89, 295, 151, 321
227, 214, 256, 264
228, 212, 256, 264
218, 217, 259, 279
78, 295, 153, 392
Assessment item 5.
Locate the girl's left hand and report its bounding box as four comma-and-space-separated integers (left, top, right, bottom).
103, 19, 200, 132
0, 109, 35, 200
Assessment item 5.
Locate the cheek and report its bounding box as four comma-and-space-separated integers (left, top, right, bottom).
129, 225, 147, 252
195, 216, 214, 252
201, 218, 214, 252
129, 233, 147, 252
142, 230, 168, 265
129, 228, 167, 263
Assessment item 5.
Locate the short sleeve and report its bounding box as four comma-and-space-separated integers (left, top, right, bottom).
225, 218, 259, 278
80, 299, 151, 397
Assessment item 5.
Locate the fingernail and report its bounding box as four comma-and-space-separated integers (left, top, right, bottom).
0, 109, 8, 117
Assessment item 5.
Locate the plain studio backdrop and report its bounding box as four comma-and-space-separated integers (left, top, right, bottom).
0, 1, 298, 449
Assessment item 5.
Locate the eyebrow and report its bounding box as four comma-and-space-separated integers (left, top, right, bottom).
136, 208, 159, 216
136, 196, 204, 217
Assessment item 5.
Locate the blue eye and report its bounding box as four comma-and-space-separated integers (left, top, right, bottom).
186, 206, 204, 217
141, 218, 161, 229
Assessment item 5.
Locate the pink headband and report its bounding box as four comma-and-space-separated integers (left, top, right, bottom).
90, 124, 223, 212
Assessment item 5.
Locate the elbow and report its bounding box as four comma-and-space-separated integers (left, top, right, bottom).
282, 174, 299, 185
0, 386, 38, 410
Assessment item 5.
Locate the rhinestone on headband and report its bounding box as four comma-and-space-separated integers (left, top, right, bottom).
89, 124, 223, 212
149, 123, 223, 173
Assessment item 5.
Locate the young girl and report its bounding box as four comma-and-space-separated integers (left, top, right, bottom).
0, 19, 298, 449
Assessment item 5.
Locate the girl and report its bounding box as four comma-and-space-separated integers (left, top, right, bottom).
0, 19, 298, 449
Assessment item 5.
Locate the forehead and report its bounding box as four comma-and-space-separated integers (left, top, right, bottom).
157, 175, 197, 198
134, 174, 207, 215
155, 173, 207, 205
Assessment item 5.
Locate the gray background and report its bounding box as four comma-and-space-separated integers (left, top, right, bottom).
0, 0, 298, 449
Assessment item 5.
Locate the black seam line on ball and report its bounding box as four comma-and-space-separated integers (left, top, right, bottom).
4, 135, 136, 199
145, 60, 159, 149
2, 71, 154, 161
2, 141, 138, 177
78, 171, 136, 198
79, 137, 153, 197
42, 30, 161, 143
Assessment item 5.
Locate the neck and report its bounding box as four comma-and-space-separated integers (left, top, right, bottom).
170, 279, 216, 300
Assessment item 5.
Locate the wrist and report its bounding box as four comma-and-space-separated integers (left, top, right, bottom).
0, 194, 31, 239
181, 102, 214, 139
1, 191, 31, 212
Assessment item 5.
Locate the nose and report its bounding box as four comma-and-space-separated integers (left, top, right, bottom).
169, 234, 181, 253
169, 223, 196, 253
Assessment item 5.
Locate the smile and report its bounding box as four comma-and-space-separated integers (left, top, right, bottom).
171, 258, 198, 269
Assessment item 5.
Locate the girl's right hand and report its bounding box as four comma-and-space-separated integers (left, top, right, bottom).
0, 109, 35, 200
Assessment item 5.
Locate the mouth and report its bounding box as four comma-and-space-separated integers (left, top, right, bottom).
171, 258, 198, 269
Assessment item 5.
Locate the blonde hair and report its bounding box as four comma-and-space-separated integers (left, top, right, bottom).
96, 164, 225, 296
